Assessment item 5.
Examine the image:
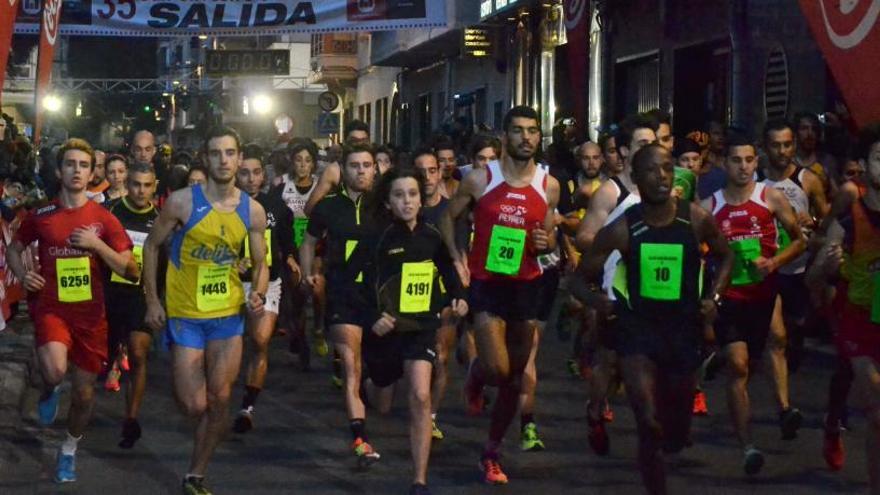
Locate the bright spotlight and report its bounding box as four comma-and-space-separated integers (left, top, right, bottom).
252, 94, 273, 115
43, 94, 63, 112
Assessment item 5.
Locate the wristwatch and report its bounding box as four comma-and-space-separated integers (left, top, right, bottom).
711, 293, 722, 307
254, 292, 267, 304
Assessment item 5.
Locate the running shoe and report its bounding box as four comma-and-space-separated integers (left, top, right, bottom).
119, 348, 130, 372
602, 400, 614, 423
182, 476, 212, 495
104, 366, 122, 392
54, 451, 76, 483
464, 362, 485, 416
779, 408, 803, 440
479, 453, 509, 485
431, 420, 444, 441
233, 407, 254, 434
314, 330, 329, 357
743, 446, 765, 475
587, 415, 610, 456
119, 418, 142, 449
692, 390, 709, 416
38, 386, 61, 426
520, 422, 545, 452
352, 437, 380, 468
409, 483, 431, 495
823, 420, 844, 471
566, 358, 581, 378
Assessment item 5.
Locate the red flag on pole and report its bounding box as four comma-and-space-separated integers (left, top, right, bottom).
798, 0, 880, 128
563, 0, 589, 138
0, 0, 20, 104
33, 0, 63, 146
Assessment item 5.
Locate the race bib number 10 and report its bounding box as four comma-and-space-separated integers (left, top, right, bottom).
400, 262, 434, 314
57, 257, 92, 303
196, 265, 232, 311
485, 225, 526, 275
293, 218, 308, 247
639, 243, 683, 301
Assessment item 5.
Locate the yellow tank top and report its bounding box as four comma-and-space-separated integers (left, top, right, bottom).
166, 185, 249, 318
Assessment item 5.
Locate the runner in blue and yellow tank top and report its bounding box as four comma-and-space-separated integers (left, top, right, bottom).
143, 127, 269, 495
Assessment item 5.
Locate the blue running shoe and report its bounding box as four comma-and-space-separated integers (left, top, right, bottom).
55, 451, 76, 483
38, 386, 61, 426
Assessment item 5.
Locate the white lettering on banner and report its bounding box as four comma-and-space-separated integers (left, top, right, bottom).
818, 0, 880, 49
42, 0, 61, 46
14, 0, 448, 37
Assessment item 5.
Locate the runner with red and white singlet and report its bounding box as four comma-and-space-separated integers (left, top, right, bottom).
468, 160, 549, 282
700, 134, 804, 476
7, 138, 137, 485
439, 105, 560, 485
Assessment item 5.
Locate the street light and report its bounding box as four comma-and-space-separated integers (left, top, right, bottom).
43, 94, 63, 112
252, 94, 273, 115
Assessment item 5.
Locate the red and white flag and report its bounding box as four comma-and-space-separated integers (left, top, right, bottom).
33, 0, 63, 145
0, 0, 20, 103
799, 0, 880, 128
564, 0, 589, 137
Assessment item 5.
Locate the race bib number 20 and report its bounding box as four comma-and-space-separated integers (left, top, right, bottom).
485, 225, 526, 275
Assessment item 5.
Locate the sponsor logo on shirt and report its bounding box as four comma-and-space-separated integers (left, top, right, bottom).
505, 192, 527, 200
190, 243, 237, 265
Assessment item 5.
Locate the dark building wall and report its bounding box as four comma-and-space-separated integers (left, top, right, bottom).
607, 0, 828, 134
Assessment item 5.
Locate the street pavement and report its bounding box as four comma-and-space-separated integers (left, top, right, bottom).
0, 318, 871, 495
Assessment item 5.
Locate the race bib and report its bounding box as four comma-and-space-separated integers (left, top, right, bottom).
245, 230, 273, 267
872, 272, 880, 324
730, 238, 763, 286
57, 257, 92, 303
112, 230, 146, 285
196, 265, 232, 312
485, 225, 526, 275
639, 243, 683, 301
776, 221, 791, 253
293, 217, 308, 247
400, 262, 434, 314
346, 240, 363, 283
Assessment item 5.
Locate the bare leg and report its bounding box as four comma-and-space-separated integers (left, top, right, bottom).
68, 367, 98, 437
725, 342, 752, 448
767, 297, 790, 411
331, 324, 365, 420
517, 325, 541, 419
431, 310, 457, 415
37, 342, 69, 392
244, 311, 278, 390
125, 331, 152, 420
620, 355, 665, 495
406, 360, 433, 485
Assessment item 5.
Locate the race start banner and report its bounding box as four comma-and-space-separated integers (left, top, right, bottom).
0, 0, 19, 103
13, 0, 447, 37
799, 0, 880, 128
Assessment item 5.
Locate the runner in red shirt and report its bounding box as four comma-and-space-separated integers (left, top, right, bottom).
440, 106, 560, 484
700, 134, 804, 476
7, 139, 137, 484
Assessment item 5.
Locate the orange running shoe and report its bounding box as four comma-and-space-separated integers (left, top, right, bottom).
352, 437, 380, 468
479, 454, 509, 485
693, 390, 709, 416
823, 425, 844, 471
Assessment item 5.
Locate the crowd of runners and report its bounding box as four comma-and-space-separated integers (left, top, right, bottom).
4, 105, 880, 495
